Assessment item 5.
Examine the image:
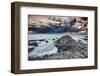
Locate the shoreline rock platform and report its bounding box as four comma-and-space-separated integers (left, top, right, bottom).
28, 35, 88, 60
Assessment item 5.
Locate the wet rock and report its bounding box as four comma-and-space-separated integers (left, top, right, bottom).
54, 35, 88, 59
78, 40, 82, 43
39, 39, 45, 41
52, 39, 55, 40
28, 48, 34, 53
45, 40, 48, 43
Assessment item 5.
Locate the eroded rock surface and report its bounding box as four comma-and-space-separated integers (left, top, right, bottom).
29, 35, 88, 60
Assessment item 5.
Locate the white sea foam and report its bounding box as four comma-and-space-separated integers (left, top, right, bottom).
29, 40, 58, 57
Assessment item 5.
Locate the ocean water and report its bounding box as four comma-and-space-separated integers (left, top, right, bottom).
28, 32, 87, 58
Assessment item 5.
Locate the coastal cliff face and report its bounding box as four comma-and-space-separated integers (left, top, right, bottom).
28, 15, 88, 33
29, 35, 88, 60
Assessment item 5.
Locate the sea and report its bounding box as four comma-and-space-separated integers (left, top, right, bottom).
28, 32, 88, 58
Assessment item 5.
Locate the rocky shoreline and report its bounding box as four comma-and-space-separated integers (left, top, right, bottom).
28, 35, 88, 60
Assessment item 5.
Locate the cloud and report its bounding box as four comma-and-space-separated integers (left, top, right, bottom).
28, 15, 88, 33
